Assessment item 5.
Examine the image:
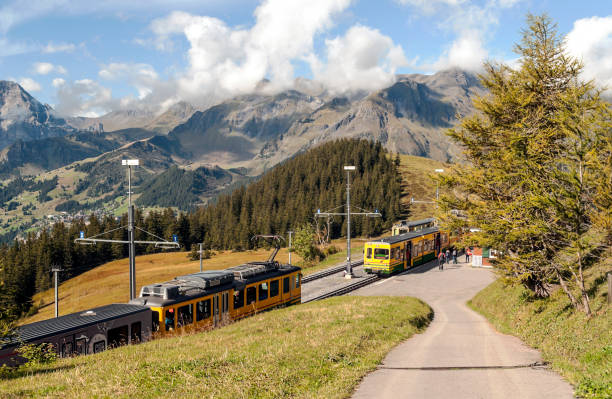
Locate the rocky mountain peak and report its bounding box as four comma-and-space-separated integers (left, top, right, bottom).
0, 80, 76, 149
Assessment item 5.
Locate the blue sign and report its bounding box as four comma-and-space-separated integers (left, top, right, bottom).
79, 231, 84, 239
172, 234, 178, 243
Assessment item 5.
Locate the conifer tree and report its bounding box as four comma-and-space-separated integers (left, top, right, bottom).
438, 14, 612, 315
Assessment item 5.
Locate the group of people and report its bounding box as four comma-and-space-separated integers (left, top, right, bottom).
437, 247, 472, 270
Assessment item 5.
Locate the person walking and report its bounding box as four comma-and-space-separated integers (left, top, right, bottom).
452, 248, 457, 264
465, 248, 471, 263
438, 251, 445, 270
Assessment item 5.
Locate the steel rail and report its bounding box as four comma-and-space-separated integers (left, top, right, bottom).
302, 260, 364, 284
301, 274, 379, 303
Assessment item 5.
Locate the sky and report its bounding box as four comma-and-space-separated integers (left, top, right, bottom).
0, 0, 610, 117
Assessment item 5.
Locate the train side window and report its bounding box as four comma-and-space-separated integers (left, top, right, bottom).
131, 322, 142, 343
177, 304, 193, 328
75, 338, 87, 355
93, 340, 106, 353
259, 282, 268, 301
366, 248, 372, 259
196, 299, 211, 321
283, 277, 290, 294
152, 311, 160, 332
234, 289, 244, 309
270, 280, 279, 297
108, 325, 129, 348
295, 274, 301, 289
247, 286, 257, 304
62, 341, 73, 357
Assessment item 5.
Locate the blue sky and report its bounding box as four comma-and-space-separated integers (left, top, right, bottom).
1, 0, 610, 117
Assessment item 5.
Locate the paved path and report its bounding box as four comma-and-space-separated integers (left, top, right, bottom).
351, 259, 575, 399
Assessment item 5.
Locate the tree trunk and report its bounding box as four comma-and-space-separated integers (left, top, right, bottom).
553, 266, 580, 310
576, 252, 592, 316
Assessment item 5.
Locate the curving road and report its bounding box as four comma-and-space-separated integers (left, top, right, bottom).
351, 259, 575, 399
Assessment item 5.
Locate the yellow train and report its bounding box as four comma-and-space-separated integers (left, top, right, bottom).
129, 261, 301, 335
363, 226, 451, 275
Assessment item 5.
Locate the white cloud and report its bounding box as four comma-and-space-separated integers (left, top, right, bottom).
42, 41, 75, 53
314, 25, 412, 92
151, 0, 352, 105
52, 78, 65, 87
54, 78, 116, 117
566, 16, 612, 90
19, 77, 41, 92
434, 31, 488, 71
99, 62, 169, 100
400, 0, 522, 72
33, 61, 67, 75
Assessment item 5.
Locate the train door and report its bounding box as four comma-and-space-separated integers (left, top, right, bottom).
435, 233, 441, 255
221, 291, 229, 323
282, 276, 290, 302
213, 295, 219, 327
60, 334, 74, 358
405, 242, 412, 268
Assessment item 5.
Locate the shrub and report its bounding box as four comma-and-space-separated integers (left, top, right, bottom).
16, 343, 57, 366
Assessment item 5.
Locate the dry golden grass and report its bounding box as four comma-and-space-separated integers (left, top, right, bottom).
397, 154, 450, 220
24, 248, 302, 324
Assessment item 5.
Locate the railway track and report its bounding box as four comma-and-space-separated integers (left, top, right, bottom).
302, 260, 364, 283
302, 274, 380, 303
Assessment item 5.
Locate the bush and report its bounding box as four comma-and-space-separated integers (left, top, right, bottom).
16, 343, 57, 366
324, 245, 340, 256
188, 245, 212, 261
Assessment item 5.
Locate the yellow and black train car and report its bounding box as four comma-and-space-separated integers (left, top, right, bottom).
363, 227, 451, 276
129, 262, 301, 335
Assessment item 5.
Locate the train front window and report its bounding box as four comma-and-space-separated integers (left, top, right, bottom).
295, 274, 300, 289
366, 248, 372, 259
374, 248, 389, 260
152, 311, 160, 332
165, 309, 175, 331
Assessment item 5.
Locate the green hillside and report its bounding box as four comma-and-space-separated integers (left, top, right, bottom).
470, 257, 612, 399
0, 297, 432, 398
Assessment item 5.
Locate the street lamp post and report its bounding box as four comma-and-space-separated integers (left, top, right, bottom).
122, 159, 139, 300
344, 166, 355, 277
315, 166, 381, 279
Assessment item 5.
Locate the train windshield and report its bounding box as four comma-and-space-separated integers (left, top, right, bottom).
374, 248, 389, 260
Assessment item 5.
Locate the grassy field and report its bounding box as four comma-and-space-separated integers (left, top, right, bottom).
2, 296, 433, 398
469, 256, 612, 399
397, 154, 449, 220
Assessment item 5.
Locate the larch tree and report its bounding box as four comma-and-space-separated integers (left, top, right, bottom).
438, 14, 612, 315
